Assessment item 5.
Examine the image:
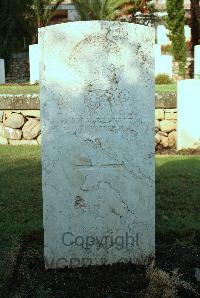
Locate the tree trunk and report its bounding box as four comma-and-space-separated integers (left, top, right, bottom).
190, 0, 200, 52
38, 18, 42, 28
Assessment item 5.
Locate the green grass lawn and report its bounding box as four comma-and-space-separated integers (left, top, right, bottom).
0, 84, 39, 94
0, 84, 176, 94
156, 156, 200, 245
155, 83, 177, 93
0, 146, 42, 290
0, 146, 199, 293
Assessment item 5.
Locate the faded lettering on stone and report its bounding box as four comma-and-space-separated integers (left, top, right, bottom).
39, 21, 155, 269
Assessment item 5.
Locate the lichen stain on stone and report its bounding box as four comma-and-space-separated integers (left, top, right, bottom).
110, 207, 120, 216
78, 157, 92, 166
74, 195, 86, 208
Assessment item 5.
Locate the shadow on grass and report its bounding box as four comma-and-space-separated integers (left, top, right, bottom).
0, 149, 200, 297
0, 147, 42, 293
156, 156, 200, 246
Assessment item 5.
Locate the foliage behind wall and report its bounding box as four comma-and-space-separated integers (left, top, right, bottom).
166, 0, 187, 76
0, 0, 33, 73
0, 0, 63, 73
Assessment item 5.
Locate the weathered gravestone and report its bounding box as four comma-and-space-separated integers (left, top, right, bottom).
155, 54, 173, 78
177, 79, 200, 150
29, 44, 39, 84
39, 21, 155, 269
0, 59, 5, 84
194, 45, 200, 79
155, 44, 161, 57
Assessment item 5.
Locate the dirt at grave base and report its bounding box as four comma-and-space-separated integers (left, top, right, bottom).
4, 236, 200, 298
156, 145, 200, 156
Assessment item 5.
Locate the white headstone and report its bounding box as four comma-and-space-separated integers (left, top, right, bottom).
0, 59, 5, 84
194, 45, 200, 79
29, 44, 39, 84
184, 25, 191, 42
155, 55, 173, 78
157, 25, 170, 45
67, 4, 79, 21
157, 25, 190, 46
39, 21, 155, 269
155, 44, 161, 57
177, 79, 200, 150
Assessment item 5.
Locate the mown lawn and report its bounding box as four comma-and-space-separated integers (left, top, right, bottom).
0, 84, 176, 94
155, 83, 177, 93
0, 146, 42, 291
156, 155, 200, 245
0, 146, 199, 294
0, 84, 39, 94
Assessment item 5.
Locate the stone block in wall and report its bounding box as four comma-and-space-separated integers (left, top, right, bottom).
168, 131, 176, 147
10, 110, 23, 114
22, 119, 40, 140
0, 111, 3, 122
37, 134, 41, 145
3, 111, 12, 122
4, 113, 25, 129
155, 109, 164, 120
21, 110, 40, 118
155, 133, 161, 146
165, 112, 177, 120
164, 108, 177, 113
160, 120, 176, 133
157, 131, 168, 137
0, 123, 22, 140
0, 136, 8, 145
160, 135, 169, 148
155, 120, 160, 131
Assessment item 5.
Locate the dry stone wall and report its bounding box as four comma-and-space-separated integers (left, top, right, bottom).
155, 108, 177, 148
6, 57, 29, 82
0, 110, 41, 145
0, 93, 177, 148
1, 108, 177, 148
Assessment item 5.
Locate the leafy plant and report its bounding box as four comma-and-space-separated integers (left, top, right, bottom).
72, 0, 130, 20
32, 0, 62, 28
155, 74, 173, 85
139, 262, 197, 298
72, 0, 155, 23
161, 44, 172, 55
119, 0, 156, 25
0, 0, 33, 72
0, 0, 63, 71
29, 0, 63, 43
